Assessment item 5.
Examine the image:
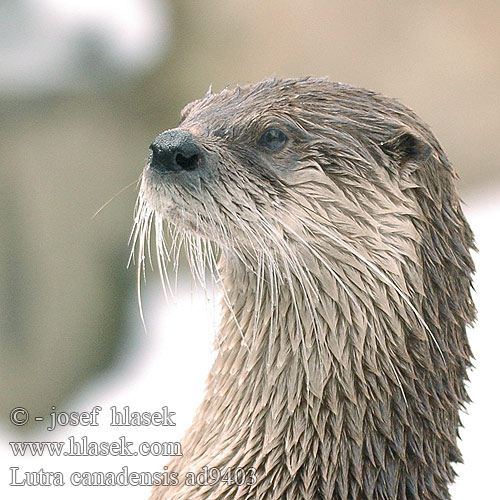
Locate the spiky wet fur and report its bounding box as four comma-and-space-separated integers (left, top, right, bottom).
132, 78, 475, 500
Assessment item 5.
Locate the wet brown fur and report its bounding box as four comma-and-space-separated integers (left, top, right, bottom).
135, 78, 475, 500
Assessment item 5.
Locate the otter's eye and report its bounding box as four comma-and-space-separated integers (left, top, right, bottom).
258, 128, 288, 152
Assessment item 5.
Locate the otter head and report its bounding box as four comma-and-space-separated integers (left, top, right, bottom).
136, 78, 475, 500
139, 78, 473, 291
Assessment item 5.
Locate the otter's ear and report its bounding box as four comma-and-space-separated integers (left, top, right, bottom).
380, 130, 432, 165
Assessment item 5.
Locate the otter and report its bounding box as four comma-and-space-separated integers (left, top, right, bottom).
133, 77, 475, 500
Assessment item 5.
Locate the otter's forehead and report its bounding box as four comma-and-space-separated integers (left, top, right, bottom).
179, 79, 311, 132
178, 77, 419, 145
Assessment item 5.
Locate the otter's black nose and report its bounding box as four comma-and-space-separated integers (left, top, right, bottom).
149, 129, 200, 173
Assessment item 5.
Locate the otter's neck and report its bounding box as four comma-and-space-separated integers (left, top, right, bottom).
165, 248, 458, 500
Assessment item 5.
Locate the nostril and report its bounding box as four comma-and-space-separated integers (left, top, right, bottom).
175, 152, 199, 171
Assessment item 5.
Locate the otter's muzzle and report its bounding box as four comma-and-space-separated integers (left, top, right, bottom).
149, 129, 200, 173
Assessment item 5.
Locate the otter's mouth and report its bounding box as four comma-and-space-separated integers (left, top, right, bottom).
139, 156, 228, 246
141, 167, 201, 224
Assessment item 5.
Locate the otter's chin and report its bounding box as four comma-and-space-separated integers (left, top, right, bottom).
139, 172, 212, 240
139, 168, 178, 217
